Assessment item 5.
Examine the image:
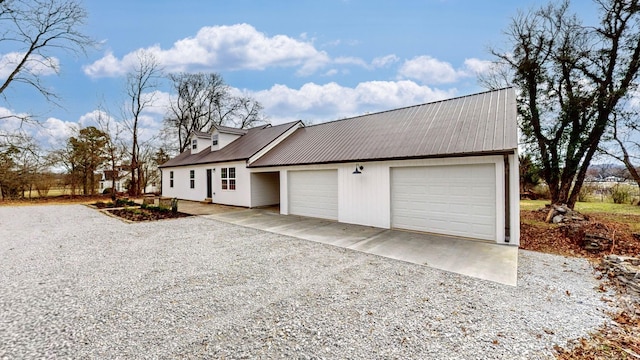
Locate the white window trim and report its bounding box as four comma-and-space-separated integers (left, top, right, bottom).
221, 167, 236, 191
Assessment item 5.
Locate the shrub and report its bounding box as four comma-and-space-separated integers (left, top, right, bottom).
610, 184, 633, 204
532, 183, 551, 200
115, 198, 137, 207
578, 183, 599, 202
102, 187, 112, 195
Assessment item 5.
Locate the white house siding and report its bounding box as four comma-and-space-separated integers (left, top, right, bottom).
161, 161, 251, 207
250, 172, 280, 207
270, 154, 519, 245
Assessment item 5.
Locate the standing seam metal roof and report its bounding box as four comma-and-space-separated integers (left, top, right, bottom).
159, 121, 302, 168
249, 88, 517, 168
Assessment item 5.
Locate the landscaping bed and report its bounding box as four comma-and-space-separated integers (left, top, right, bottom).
106, 206, 190, 221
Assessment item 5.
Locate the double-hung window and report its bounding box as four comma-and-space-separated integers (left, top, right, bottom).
189, 170, 195, 189
221, 167, 236, 190
212, 134, 218, 146
169, 171, 174, 188
192, 139, 198, 150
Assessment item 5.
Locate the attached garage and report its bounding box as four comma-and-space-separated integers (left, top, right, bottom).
391, 164, 496, 241
249, 88, 519, 245
288, 170, 338, 220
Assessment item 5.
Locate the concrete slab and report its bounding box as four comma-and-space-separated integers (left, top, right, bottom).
192, 202, 519, 286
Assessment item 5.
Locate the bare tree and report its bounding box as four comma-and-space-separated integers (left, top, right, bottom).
95, 106, 125, 200
164, 72, 268, 153
489, 0, 640, 208
0, 0, 94, 103
124, 50, 162, 197
603, 106, 640, 202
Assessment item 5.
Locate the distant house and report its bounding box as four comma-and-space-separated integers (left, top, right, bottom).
160, 88, 520, 245
99, 165, 159, 194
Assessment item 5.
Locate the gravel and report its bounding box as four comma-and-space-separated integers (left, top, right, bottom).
0, 204, 613, 359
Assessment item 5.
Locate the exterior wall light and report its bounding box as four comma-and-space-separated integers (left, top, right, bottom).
353, 164, 364, 174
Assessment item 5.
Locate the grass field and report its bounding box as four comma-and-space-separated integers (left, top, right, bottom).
520, 199, 640, 215
521, 199, 640, 233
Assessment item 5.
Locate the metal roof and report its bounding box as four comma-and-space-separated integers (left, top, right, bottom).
160, 121, 302, 168
249, 88, 517, 168
192, 130, 211, 138
214, 124, 249, 135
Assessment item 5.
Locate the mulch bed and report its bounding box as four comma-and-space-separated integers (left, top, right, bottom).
107, 207, 191, 222
520, 209, 640, 259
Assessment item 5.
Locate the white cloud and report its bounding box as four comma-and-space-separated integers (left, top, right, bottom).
37, 117, 78, 147
84, 24, 332, 78
0, 52, 60, 79
398, 55, 464, 84
252, 80, 455, 124
463, 58, 494, 75
372, 54, 399, 68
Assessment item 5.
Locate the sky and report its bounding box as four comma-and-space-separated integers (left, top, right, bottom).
0, 0, 598, 152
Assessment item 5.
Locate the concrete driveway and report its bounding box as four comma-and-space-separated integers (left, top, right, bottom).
180, 201, 518, 286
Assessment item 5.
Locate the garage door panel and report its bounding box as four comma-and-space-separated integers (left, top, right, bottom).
288, 170, 338, 220
391, 164, 496, 241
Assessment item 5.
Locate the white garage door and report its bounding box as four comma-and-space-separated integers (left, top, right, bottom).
288, 170, 338, 220
391, 164, 496, 240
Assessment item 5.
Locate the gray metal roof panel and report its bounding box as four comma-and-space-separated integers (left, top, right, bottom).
160, 121, 301, 168
249, 88, 517, 167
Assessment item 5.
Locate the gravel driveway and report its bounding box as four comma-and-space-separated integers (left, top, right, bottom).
0, 205, 611, 359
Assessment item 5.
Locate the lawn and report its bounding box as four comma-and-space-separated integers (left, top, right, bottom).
521, 200, 640, 233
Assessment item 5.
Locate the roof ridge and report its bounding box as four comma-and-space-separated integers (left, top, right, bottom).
303, 87, 513, 128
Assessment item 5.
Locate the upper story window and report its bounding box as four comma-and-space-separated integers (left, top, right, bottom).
212, 134, 219, 146
192, 139, 198, 150
221, 167, 236, 190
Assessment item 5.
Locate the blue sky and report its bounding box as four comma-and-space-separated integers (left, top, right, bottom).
1, 0, 596, 150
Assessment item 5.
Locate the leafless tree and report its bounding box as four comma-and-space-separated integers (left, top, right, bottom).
488, 0, 640, 208
164, 72, 268, 153
124, 50, 162, 197
95, 106, 125, 200
0, 0, 94, 104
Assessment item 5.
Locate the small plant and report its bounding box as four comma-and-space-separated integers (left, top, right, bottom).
115, 198, 137, 207
610, 184, 633, 204
171, 198, 178, 214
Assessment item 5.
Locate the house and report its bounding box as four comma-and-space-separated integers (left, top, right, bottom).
98, 164, 159, 194
98, 166, 129, 193
160, 88, 520, 245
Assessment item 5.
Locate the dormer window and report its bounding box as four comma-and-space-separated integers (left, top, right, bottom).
212, 134, 218, 146
191, 139, 198, 150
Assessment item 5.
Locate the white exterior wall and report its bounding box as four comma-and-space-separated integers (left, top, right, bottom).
161, 161, 251, 206
264, 155, 519, 245
250, 172, 280, 207
219, 133, 241, 148
191, 136, 211, 154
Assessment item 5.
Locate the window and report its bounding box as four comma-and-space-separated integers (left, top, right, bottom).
212, 134, 218, 146
221, 167, 236, 190
169, 171, 174, 188
192, 139, 198, 150
190, 170, 195, 189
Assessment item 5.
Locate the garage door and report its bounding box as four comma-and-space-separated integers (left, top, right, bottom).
288, 170, 338, 220
391, 164, 496, 240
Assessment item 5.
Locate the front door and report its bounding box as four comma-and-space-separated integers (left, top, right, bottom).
206, 169, 213, 198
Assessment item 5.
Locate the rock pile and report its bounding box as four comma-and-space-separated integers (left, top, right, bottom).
544, 204, 588, 224
602, 255, 640, 298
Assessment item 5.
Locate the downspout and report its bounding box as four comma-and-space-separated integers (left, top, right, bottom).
503, 154, 511, 243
